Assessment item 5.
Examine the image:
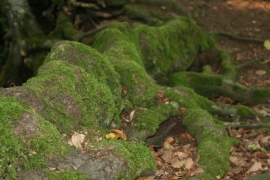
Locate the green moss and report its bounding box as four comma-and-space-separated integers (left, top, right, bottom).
0, 95, 69, 179
164, 86, 214, 111
49, 169, 86, 180
113, 59, 158, 107
93, 22, 143, 66
44, 41, 122, 102
252, 88, 270, 104
117, 170, 126, 180
133, 17, 215, 80
0, 96, 24, 179
220, 51, 238, 80
234, 105, 255, 118
196, 139, 233, 179
94, 140, 156, 180
183, 109, 236, 178
92, 16, 215, 84
169, 72, 223, 98
134, 104, 178, 132
23, 116, 68, 168
24, 60, 116, 133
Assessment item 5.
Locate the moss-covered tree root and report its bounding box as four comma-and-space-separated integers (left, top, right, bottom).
1, 15, 269, 180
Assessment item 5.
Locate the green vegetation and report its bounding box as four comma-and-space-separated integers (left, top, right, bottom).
0, 95, 69, 179
94, 140, 156, 180
0, 96, 24, 179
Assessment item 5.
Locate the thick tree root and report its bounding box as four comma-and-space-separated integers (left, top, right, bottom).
169, 71, 270, 104
1, 1, 270, 179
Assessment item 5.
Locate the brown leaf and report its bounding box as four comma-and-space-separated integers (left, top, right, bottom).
175, 152, 189, 160
246, 161, 262, 173
189, 167, 204, 176
161, 149, 173, 163
165, 137, 175, 144
185, 158, 194, 170
171, 159, 186, 168
111, 129, 127, 140
230, 156, 246, 167
255, 70, 266, 76
163, 141, 174, 150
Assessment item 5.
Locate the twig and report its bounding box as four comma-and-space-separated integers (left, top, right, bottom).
70, 0, 100, 9
225, 122, 270, 129
237, 57, 265, 69
77, 24, 109, 42
208, 32, 264, 44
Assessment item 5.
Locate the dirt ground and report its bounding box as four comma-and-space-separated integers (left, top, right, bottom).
178, 0, 270, 89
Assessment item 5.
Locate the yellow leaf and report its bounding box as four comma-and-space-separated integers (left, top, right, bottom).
106, 133, 120, 139
111, 129, 127, 140
264, 39, 270, 50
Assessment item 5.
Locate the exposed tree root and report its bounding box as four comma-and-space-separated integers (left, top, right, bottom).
208, 32, 264, 44
1, 1, 270, 179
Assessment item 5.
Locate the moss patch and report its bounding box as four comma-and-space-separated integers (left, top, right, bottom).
94, 140, 156, 180
0, 95, 69, 179
24, 59, 116, 133
0, 95, 24, 179
183, 108, 236, 178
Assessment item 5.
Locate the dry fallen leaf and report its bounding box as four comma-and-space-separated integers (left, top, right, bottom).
105, 133, 120, 139
185, 158, 194, 170
106, 129, 127, 140
189, 167, 204, 176
130, 110, 135, 121
68, 131, 85, 149
111, 129, 127, 140
161, 149, 173, 163
171, 159, 186, 168
246, 161, 262, 173
264, 39, 270, 50
228, 166, 243, 175
230, 156, 246, 167
163, 141, 174, 150
165, 136, 175, 144
255, 70, 266, 76
175, 152, 189, 160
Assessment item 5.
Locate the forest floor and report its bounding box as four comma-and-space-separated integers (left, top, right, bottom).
2, 0, 270, 179
20, 0, 270, 179
124, 0, 270, 179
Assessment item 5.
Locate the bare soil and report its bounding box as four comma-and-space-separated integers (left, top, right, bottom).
178, 0, 270, 89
